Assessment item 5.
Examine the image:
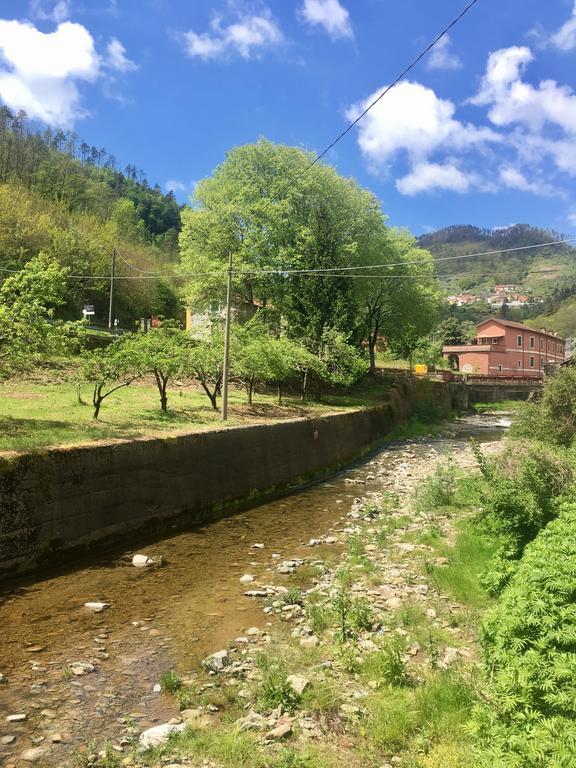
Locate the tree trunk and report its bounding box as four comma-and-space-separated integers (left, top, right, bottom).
301, 369, 308, 401
368, 336, 376, 374
277, 383, 282, 405
154, 370, 168, 413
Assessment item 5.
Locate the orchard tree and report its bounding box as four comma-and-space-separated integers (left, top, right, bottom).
185, 326, 225, 411
129, 323, 190, 413
83, 337, 141, 419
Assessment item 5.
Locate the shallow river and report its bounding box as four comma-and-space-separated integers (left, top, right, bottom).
0, 414, 507, 766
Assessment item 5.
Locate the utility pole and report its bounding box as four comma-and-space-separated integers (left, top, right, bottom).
221, 251, 233, 421
108, 247, 116, 331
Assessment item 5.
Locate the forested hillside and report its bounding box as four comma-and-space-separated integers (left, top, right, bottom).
420, 224, 576, 295
0, 107, 182, 325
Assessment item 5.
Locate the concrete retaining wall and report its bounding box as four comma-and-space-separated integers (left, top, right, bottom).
0, 379, 461, 578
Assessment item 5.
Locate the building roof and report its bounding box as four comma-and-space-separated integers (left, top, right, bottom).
477, 317, 564, 342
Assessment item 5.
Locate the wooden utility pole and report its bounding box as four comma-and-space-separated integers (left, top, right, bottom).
221, 251, 233, 421
108, 247, 116, 330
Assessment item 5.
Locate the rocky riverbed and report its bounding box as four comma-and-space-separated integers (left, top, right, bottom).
0, 414, 506, 767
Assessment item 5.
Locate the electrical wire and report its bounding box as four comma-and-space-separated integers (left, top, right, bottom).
0, 236, 574, 280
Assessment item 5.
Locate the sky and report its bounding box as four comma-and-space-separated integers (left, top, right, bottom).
0, 0, 576, 237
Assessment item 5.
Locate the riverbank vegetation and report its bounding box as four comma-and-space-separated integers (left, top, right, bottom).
72, 368, 576, 768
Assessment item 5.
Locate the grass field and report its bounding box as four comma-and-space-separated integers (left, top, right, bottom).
0, 375, 396, 453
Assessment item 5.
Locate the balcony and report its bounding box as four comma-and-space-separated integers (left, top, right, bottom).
442, 343, 506, 353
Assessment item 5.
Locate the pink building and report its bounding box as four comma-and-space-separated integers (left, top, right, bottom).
442, 318, 565, 378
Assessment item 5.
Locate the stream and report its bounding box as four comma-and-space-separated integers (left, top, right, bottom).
0, 413, 508, 766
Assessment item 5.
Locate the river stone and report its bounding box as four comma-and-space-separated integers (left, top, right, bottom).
1, 735, 15, 745
264, 721, 292, 740
6, 714, 26, 722
239, 574, 255, 584
84, 602, 110, 612
21, 748, 47, 762
287, 674, 310, 695
138, 723, 186, 749
132, 554, 154, 567
300, 636, 319, 649
201, 650, 229, 673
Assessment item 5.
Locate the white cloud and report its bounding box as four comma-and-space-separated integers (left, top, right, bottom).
106, 38, 137, 72
346, 81, 498, 168
550, 1, 576, 51
426, 35, 462, 70
568, 210, 576, 226
29, 0, 70, 23
183, 7, 282, 60
396, 162, 473, 195
498, 164, 557, 196
299, 0, 353, 40
471, 46, 576, 134
164, 178, 197, 198
0, 20, 99, 126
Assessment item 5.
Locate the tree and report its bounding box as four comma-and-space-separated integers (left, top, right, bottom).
0, 253, 71, 376
82, 337, 141, 419
185, 326, 225, 411
179, 139, 387, 351
129, 323, 190, 413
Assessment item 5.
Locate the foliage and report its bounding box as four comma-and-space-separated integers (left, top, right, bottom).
128, 323, 190, 412
512, 367, 576, 446
413, 462, 457, 512
179, 139, 440, 360
82, 336, 142, 419
471, 502, 576, 767
160, 669, 182, 693
476, 439, 573, 556
256, 654, 300, 712
0, 253, 80, 376
185, 325, 225, 410
361, 639, 408, 687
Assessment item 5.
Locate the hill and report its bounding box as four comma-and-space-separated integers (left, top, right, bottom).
419, 224, 576, 296
0, 107, 183, 326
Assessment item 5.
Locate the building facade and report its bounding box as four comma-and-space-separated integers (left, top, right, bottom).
442, 318, 565, 378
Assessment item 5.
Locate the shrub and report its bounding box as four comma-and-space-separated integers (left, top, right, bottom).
478, 439, 573, 554
471, 502, 576, 766
511, 367, 576, 446
361, 639, 408, 687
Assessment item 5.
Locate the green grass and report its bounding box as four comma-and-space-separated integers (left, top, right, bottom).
0, 375, 393, 453
426, 520, 500, 611
471, 400, 525, 413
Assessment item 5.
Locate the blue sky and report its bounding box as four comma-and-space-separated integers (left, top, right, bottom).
1, 0, 576, 236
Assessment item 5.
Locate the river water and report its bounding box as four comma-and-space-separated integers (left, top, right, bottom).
0, 414, 507, 766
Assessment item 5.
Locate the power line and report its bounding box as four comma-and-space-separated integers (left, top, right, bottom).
0, 237, 574, 281
113, 0, 484, 278
292, 0, 481, 178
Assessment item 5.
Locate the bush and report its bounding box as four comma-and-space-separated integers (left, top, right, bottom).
511, 367, 576, 446
471, 502, 576, 766
479, 440, 573, 554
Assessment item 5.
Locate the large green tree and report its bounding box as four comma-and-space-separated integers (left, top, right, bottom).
179, 140, 385, 350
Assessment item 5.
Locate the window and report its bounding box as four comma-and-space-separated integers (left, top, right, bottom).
518, 360, 522, 367
530, 336, 535, 348
480, 337, 488, 344
517, 335, 523, 347
530, 356, 535, 367
493, 337, 500, 343
498, 364, 502, 371
540, 338, 544, 350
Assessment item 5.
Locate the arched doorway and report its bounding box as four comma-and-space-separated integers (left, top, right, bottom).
448, 354, 459, 371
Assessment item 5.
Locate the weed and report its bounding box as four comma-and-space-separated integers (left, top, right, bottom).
301, 679, 342, 714
175, 686, 196, 710
280, 587, 304, 607
350, 597, 374, 631
361, 639, 408, 687
347, 535, 365, 557
160, 669, 182, 693
305, 601, 331, 635
414, 462, 457, 513
256, 654, 300, 712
